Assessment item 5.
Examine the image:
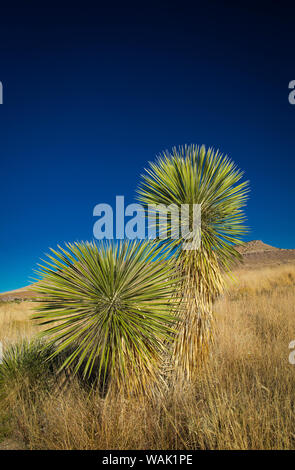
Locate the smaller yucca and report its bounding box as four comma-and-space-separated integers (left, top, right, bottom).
0, 339, 57, 402
32, 240, 180, 396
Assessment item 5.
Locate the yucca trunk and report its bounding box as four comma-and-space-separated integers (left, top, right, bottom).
170, 248, 224, 383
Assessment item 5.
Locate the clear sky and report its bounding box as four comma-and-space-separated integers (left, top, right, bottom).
0, 2, 294, 292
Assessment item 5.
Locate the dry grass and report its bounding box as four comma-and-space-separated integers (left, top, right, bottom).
1, 264, 295, 449
0, 301, 39, 346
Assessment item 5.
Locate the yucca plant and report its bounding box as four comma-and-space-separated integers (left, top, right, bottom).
137, 144, 249, 381
32, 240, 179, 396
0, 339, 57, 402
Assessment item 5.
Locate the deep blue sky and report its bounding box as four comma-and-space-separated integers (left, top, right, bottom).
0, 2, 294, 292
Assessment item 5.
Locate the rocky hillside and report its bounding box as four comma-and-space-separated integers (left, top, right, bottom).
236, 240, 295, 269
236, 240, 279, 254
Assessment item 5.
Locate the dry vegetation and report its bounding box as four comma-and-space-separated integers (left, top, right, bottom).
1, 263, 295, 450
0, 301, 39, 346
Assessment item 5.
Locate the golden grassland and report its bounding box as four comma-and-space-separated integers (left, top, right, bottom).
0, 263, 295, 450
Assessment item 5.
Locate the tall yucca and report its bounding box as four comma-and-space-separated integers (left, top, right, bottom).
32, 240, 179, 396
137, 145, 249, 381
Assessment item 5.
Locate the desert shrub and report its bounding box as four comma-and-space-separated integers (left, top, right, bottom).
0, 339, 58, 403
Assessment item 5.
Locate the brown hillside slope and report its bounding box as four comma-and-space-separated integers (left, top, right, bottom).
0, 240, 294, 300
236, 240, 295, 269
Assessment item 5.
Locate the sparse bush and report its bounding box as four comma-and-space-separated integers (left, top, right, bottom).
0, 339, 57, 403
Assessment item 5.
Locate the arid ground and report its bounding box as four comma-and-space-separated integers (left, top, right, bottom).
0, 241, 295, 450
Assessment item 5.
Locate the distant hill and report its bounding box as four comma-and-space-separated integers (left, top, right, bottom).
0, 285, 35, 302
236, 240, 279, 254
235, 240, 295, 269
1, 240, 294, 301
